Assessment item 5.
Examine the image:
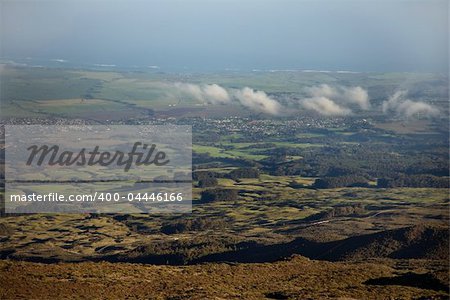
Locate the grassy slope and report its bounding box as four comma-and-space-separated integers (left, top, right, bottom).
0, 257, 448, 299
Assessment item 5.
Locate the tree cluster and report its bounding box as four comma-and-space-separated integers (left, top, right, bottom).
200, 188, 238, 202
377, 175, 449, 188
312, 176, 369, 189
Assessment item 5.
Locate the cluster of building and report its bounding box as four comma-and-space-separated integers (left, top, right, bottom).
0, 116, 373, 139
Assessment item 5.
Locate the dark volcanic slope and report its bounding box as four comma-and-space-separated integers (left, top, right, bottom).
195, 224, 449, 264
0, 221, 447, 265
310, 223, 449, 261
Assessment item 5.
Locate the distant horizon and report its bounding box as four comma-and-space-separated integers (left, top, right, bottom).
1, 0, 448, 73
1, 55, 448, 75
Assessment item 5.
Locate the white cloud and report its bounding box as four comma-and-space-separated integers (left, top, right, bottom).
234, 87, 282, 115
382, 90, 439, 117
300, 96, 352, 116
174, 83, 231, 104
202, 84, 231, 104
304, 84, 370, 110
342, 86, 370, 110
382, 90, 405, 113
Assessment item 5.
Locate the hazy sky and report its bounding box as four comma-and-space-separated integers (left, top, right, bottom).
1, 0, 448, 72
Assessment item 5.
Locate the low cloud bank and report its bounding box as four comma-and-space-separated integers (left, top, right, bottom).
382, 91, 439, 118
172, 83, 438, 119
174, 82, 369, 116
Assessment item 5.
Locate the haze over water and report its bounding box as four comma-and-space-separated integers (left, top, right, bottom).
1, 0, 448, 73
